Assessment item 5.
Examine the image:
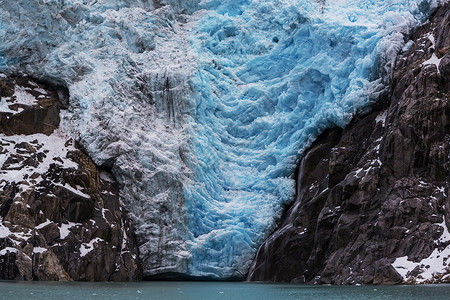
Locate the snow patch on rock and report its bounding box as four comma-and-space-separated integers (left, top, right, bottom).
80, 238, 104, 257
393, 219, 450, 283
59, 222, 81, 240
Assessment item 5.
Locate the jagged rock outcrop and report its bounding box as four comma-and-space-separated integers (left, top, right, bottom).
0, 75, 142, 281
248, 3, 450, 284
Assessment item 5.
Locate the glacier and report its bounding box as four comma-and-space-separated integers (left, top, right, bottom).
0, 0, 447, 279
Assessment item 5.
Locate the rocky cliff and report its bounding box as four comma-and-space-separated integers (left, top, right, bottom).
0, 75, 141, 281
248, 3, 450, 284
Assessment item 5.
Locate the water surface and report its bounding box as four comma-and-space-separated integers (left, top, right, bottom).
1, 281, 449, 300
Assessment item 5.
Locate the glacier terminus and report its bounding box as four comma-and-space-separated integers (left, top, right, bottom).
0, 0, 447, 279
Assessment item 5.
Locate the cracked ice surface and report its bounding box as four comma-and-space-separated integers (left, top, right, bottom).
0, 0, 446, 278
2, 0, 198, 276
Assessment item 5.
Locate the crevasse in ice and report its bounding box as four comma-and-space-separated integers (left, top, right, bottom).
0, 0, 446, 278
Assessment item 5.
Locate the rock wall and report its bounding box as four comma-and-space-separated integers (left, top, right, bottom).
248, 3, 450, 284
0, 75, 141, 281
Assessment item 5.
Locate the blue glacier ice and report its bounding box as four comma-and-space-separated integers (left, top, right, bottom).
0, 0, 447, 278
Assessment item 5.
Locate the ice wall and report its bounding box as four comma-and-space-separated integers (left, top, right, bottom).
183, 0, 448, 278
0, 0, 446, 278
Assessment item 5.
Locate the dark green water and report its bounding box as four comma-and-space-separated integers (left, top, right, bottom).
1, 281, 449, 300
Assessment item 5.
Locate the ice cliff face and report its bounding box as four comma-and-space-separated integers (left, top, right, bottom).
0, 0, 447, 279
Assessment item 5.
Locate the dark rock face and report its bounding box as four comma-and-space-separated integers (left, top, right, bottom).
0, 76, 61, 136
248, 4, 450, 284
0, 76, 142, 281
